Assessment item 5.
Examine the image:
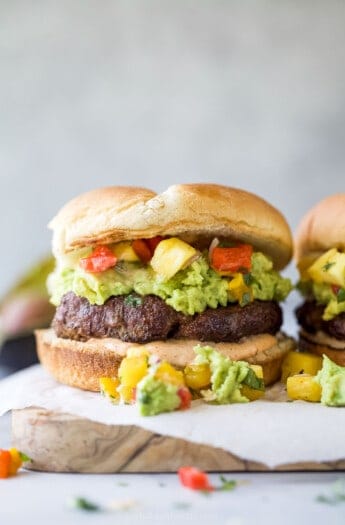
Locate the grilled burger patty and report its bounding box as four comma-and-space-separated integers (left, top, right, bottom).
53, 292, 282, 344
296, 300, 345, 341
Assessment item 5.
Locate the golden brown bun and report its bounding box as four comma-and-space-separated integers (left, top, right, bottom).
299, 330, 345, 366
36, 329, 295, 391
295, 193, 345, 263
50, 184, 293, 270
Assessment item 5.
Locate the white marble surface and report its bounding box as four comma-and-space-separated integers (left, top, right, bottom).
1, 413, 345, 524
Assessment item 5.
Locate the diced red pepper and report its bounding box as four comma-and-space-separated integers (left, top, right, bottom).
132, 239, 152, 264
178, 466, 214, 491
132, 236, 166, 263
178, 387, 192, 410
146, 236, 165, 254
79, 245, 117, 273
211, 244, 253, 273
332, 285, 340, 296
0, 450, 11, 479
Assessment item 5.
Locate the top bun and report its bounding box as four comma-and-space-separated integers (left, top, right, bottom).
50, 183, 292, 270
295, 194, 345, 263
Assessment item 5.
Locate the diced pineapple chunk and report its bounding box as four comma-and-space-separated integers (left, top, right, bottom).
99, 377, 120, 401
228, 273, 253, 304
241, 365, 265, 401
117, 385, 136, 404
287, 374, 321, 402
281, 351, 323, 383
112, 242, 140, 262
150, 238, 198, 281
118, 356, 148, 387
307, 248, 345, 287
184, 363, 211, 390
154, 362, 185, 386
297, 255, 319, 281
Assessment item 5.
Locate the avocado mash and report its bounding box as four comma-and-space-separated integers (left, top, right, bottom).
48, 251, 292, 316
194, 345, 261, 403
315, 355, 345, 406
298, 281, 345, 321
136, 375, 180, 416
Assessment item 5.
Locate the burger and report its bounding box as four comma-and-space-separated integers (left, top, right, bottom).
295, 194, 345, 365
36, 183, 295, 391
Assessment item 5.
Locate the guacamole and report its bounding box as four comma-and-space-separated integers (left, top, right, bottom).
48, 251, 292, 316
298, 281, 345, 321
315, 355, 345, 407
136, 375, 180, 416
194, 345, 262, 403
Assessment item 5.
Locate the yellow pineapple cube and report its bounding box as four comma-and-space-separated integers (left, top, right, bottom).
112, 242, 140, 262
307, 248, 345, 287
150, 238, 198, 281
184, 363, 211, 390
154, 361, 185, 386
99, 377, 120, 401
287, 374, 321, 402
281, 351, 323, 382
228, 273, 253, 304
118, 356, 148, 387
241, 365, 265, 401
117, 385, 135, 404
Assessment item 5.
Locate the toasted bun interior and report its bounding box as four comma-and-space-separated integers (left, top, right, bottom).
295, 193, 345, 263
36, 329, 295, 392
50, 184, 292, 270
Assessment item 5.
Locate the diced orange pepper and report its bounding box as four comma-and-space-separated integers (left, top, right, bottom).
79, 245, 117, 273
8, 448, 22, 476
0, 450, 11, 479
132, 239, 152, 263
211, 244, 253, 273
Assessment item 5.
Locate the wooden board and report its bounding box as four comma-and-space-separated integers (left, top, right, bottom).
11, 408, 345, 472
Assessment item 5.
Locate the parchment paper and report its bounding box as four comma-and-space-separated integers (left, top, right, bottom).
0, 364, 344, 468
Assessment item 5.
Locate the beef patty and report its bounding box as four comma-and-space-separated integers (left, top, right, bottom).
296, 300, 345, 341
53, 292, 282, 344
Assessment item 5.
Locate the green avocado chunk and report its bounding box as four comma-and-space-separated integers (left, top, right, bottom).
315, 355, 345, 407
136, 376, 180, 416
194, 345, 252, 403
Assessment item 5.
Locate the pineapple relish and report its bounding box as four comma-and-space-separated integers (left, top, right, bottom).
48, 237, 292, 316
298, 248, 345, 320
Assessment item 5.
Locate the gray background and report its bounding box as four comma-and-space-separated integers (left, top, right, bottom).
1, 0, 345, 296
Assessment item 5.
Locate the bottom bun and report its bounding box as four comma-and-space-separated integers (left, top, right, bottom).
35, 329, 295, 392
299, 330, 345, 366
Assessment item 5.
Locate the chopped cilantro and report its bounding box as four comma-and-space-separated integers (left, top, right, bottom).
322, 261, 335, 272
19, 452, 31, 462
337, 288, 345, 303
243, 273, 254, 286
240, 292, 252, 306
124, 294, 143, 307
242, 368, 265, 391
218, 475, 237, 492
70, 497, 101, 512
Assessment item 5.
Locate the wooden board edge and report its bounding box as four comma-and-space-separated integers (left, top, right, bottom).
11, 408, 345, 473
